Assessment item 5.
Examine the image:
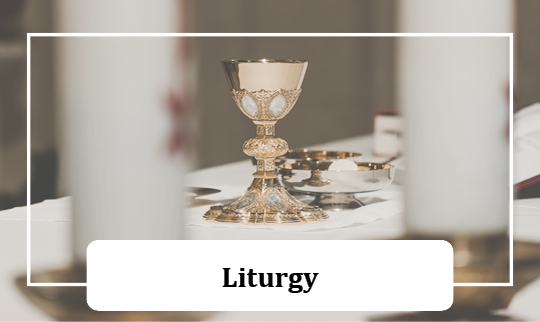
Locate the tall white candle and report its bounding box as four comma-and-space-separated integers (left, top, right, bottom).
56, 1, 188, 263
398, 0, 512, 235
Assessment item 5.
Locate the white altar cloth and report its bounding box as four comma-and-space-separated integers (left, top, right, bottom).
1, 135, 539, 321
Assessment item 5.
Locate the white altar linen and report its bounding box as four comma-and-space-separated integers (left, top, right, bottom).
1, 135, 539, 321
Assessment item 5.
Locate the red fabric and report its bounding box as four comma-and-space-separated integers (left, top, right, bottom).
514, 174, 540, 191
374, 110, 399, 116
165, 90, 189, 156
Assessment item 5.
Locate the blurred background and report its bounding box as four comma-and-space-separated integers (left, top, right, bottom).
0, 0, 539, 210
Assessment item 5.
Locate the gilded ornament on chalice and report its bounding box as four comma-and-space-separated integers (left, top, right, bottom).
204, 59, 328, 224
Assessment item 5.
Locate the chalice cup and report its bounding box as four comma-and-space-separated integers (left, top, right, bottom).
204, 59, 329, 224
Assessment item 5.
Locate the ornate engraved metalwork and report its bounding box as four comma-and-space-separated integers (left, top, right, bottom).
243, 137, 288, 158
204, 87, 328, 223
231, 89, 301, 121
255, 124, 275, 137
203, 178, 328, 224
204, 60, 328, 224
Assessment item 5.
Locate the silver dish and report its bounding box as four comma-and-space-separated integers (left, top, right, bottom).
278, 162, 395, 211
275, 149, 362, 166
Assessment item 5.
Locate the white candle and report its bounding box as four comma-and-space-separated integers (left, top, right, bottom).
398, 0, 512, 235
56, 1, 188, 263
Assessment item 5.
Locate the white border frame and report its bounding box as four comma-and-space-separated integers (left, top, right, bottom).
26, 32, 513, 288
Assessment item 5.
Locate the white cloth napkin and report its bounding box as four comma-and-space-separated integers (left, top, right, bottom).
184, 184, 405, 231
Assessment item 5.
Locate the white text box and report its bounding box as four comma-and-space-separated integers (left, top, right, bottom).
87, 240, 453, 311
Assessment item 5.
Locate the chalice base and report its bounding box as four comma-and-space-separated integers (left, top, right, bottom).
203, 178, 328, 224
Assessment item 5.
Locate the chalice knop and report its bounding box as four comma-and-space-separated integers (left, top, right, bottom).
204, 59, 328, 224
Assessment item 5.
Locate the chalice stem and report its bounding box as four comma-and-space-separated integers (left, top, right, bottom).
249, 121, 283, 178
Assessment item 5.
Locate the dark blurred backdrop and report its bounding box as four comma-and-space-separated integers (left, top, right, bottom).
1, 0, 539, 210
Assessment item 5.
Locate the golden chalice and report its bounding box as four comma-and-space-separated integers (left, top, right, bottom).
204, 59, 328, 224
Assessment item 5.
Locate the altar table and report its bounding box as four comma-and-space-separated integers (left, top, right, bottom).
1, 135, 539, 321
